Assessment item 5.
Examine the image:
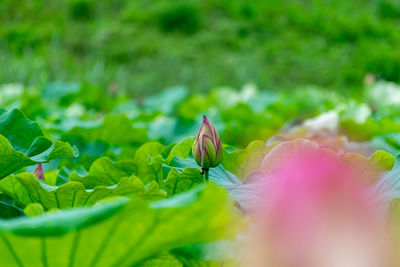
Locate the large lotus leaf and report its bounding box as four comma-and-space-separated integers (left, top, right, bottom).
163, 136, 195, 164
344, 150, 395, 186
138, 252, 183, 267
162, 167, 204, 197
0, 184, 238, 267
0, 109, 78, 179
69, 157, 136, 188
70, 143, 166, 189
139, 251, 225, 267
222, 140, 274, 180
133, 142, 165, 184
0, 173, 165, 210
167, 157, 241, 191
171, 241, 237, 267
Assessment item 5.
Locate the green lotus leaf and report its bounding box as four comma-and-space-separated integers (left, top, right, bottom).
172, 241, 236, 266
24, 203, 45, 217
0, 109, 78, 179
67, 114, 148, 146
137, 252, 183, 267
0, 202, 23, 219
222, 140, 271, 180
162, 167, 204, 197
133, 142, 165, 184
167, 157, 241, 191
69, 157, 136, 188
70, 142, 167, 189
0, 184, 238, 267
77, 142, 165, 185
0, 173, 165, 210
163, 136, 196, 164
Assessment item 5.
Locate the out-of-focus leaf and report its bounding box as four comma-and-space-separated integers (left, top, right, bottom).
177, 95, 209, 121
67, 114, 148, 146
0, 184, 238, 267
0, 109, 78, 179
42, 82, 80, 102
0, 84, 23, 109
222, 140, 272, 180
24, 203, 44, 217
366, 81, 400, 116
143, 86, 188, 115
341, 117, 400, 141
388, 197, 400, 248
344, 150, 395, 186
172, 241, 236, 266
138, 252, 183, 267
0, 201, 23, 219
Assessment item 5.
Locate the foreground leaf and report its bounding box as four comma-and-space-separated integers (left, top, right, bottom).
0, 184, 238, 267
138, 252, 183, 267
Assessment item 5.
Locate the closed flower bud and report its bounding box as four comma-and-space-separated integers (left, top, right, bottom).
33, 164, 45, 180
192, 115, 223, 169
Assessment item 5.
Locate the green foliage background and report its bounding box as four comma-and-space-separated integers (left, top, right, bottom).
2, 0, 400, 95
2, 1, 400, 265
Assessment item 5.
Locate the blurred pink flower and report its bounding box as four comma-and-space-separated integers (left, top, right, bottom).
236, 139, 393, 267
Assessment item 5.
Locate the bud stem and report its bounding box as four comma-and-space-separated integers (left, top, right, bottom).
202, 168, 209, 183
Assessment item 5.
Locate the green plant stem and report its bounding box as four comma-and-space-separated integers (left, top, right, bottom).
203, 168, 209, 183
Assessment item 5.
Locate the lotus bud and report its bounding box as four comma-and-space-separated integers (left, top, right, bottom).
192, 115, 223, 169
33, 164, 45, 180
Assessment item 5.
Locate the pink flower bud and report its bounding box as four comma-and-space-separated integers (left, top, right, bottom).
33, 164, 45, 180
192, 115, 223, 169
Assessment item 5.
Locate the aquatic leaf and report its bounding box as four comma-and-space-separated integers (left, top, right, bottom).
162, 168, 203, 197
0, 184, 238, 266
69, 157, 135, 188
222, 140, 272, 180
0, 173, 165, 210
0, 202, 23, 219
0, 109, 78, 179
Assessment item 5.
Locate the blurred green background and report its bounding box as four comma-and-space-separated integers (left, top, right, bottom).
2, 0, 400, 96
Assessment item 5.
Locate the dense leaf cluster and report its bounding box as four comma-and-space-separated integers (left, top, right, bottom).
1, 81, 400, 265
